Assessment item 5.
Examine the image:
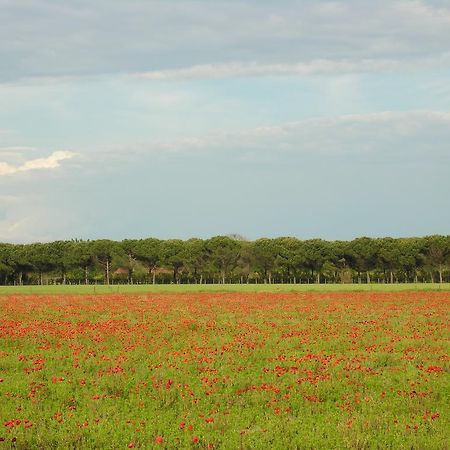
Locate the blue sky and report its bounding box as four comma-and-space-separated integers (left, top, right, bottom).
0, 0, 449, 242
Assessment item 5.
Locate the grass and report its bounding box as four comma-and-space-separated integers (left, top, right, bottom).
0, 282, 449, 295
0, 291, 448, 449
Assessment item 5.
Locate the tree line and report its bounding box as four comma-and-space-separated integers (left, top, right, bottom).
0, 235, 449, 286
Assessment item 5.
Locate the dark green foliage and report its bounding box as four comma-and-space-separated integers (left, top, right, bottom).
0, 235, 449, 285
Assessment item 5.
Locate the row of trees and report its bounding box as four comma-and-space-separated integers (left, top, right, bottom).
0, 235, 449, 286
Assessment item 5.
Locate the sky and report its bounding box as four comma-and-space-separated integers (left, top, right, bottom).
0, 0, 449, 243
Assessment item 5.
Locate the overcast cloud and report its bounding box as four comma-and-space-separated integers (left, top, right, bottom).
1, 0, 450, 81
0, 0, 449, 242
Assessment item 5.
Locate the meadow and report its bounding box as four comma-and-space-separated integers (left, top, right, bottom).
0, 283, 449, 296
0, 289, 448, 449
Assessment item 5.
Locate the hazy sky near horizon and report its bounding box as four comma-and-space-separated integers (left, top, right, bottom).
1, 0, 449, 243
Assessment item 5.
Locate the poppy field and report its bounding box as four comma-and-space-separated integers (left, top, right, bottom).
0, 291, 448, 449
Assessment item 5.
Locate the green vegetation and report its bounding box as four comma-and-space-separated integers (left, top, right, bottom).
0, 282, 449, 295
0, 292, 448, 449
1, 235, 449, 286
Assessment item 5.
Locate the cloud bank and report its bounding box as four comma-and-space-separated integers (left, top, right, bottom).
132, 56, 450, 81
107, 110, 450, 163
1, 0, 450, 82
0, 151, 76, 176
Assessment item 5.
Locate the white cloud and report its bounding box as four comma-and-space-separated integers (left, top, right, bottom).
0, 150, 77, 176
104, 110, 450, 163
131, 56, 450, 81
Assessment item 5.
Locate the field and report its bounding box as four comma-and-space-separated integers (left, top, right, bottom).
0, 283, 449, 296
0, 290, 448, 449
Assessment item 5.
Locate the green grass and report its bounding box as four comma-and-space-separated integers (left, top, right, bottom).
0, 282, 449, 295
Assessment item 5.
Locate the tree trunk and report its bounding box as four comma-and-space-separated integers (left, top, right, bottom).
106, 259, 110, 285
128, 254, 134, 284
390, 271, 394, 284
366, 271, 370, 284
85, 266, 89, 285
316, 272, 320, 284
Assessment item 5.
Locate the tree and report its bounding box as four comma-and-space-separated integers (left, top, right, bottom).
205, 236, 241, 284
397, 238, 425, 283
120, 239, 141, 284
424, 235, 450, 283
277, 237, 306, 283
67, 240, 96, 285
27, 243, 55, 285
160, 239, 185, 283
0, 244, 13, 285
183, 238, 208, 283
377, 237, 400, 283
347, 237, 379, 283
133, 238, 162, 284
47, 241, 74, 284
250, 238, 280, 284
303, 239, 330, 284
91, 240, 122, 285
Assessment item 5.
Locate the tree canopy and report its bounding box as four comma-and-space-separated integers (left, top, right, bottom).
0, 235, 449, 285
